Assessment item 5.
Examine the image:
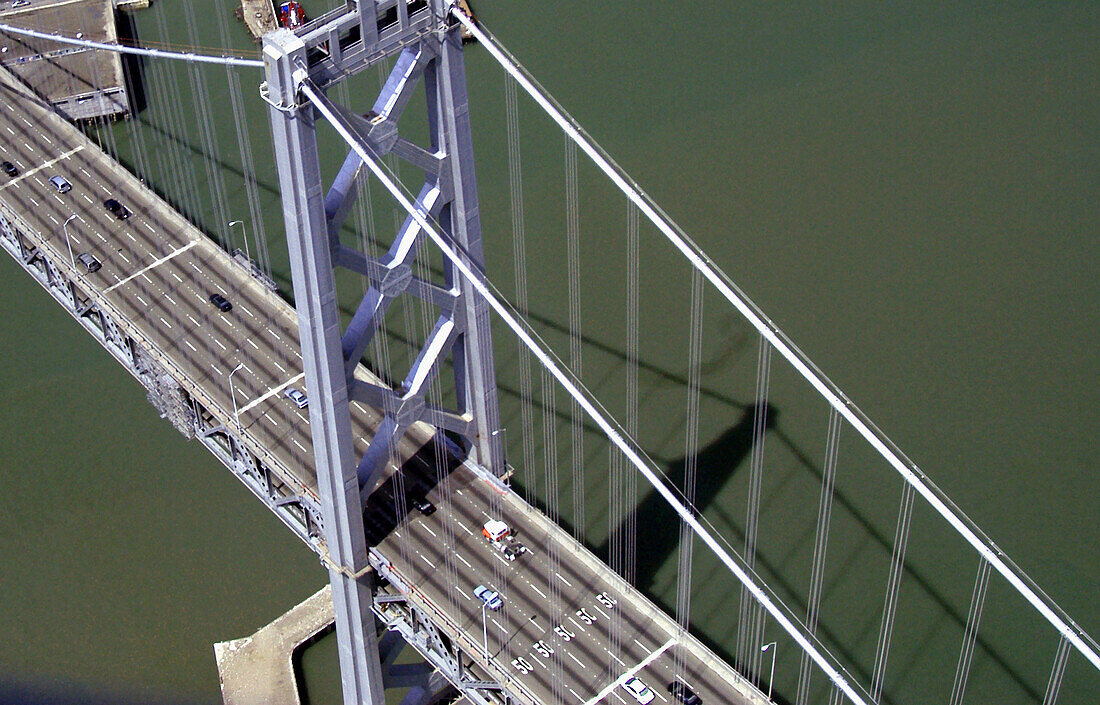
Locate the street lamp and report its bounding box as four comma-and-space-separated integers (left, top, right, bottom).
228, 219, 248, 262
227, 362, 245, 436
761, 641, 777, 702
480, 600, 489, 661
62, 214, 78, 272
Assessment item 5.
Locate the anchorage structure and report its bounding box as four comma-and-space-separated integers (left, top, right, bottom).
263, 2, 506, 703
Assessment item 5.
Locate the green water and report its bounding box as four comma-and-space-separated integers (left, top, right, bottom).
0, 1, 1096, 704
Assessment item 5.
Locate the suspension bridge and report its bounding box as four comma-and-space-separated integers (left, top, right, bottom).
0, 2, 1095, 705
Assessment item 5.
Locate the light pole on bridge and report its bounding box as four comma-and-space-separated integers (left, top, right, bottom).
227, 362, 244, 436
761, 641, 777, 702
227, 219, 247, 262
62, 214, 78, 272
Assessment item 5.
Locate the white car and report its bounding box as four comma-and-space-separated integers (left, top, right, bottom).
284, 387, 308, 408
621, 677, 655, 704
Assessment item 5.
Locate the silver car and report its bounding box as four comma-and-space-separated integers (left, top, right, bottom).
284, 387, 308, 408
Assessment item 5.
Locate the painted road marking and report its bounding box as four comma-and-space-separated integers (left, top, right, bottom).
0, 145, 85, 191
582, 638, 677, 705
103, 240, 197, 293
236, 372, 305, 416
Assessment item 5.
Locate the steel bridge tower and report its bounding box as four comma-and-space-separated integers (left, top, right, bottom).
263, 2, 506, 703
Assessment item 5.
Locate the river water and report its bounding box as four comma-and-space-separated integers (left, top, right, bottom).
0, 2, 1096, 704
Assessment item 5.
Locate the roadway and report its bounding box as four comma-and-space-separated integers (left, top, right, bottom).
0, 66, 765, 705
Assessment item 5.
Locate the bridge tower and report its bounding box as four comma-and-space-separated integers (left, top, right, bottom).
262, 2, 506, 703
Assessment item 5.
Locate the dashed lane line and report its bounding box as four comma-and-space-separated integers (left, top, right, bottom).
0, 145, 85, 191
103, 240, 197, 294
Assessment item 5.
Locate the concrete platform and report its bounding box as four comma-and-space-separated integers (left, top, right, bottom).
0, 0, 130, 120
214, 584, 335, 705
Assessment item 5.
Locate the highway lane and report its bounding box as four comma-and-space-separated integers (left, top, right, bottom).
0, 68, 766, 705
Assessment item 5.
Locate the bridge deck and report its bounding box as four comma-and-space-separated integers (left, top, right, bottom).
0, 64, 767, 705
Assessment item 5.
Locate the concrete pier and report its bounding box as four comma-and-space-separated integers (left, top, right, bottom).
214, 585, 335, 705
0, 0, 131, 120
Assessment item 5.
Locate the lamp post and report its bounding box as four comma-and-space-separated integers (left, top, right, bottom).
62, 214, 78, 271
227, 362, 244, 436
480, 600, 489, 661
228, 219, 248, 262
761, 641, 777, 702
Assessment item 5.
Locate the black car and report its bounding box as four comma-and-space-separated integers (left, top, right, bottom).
2, 160, 17, 177
103, 198, 131, 220
209, 293, 232, 312
413, 497, 436, 516
76, 252, 101, 273
668, 682, 702, 705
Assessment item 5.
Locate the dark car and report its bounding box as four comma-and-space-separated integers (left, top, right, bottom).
667, 682, 702, 705
76, 252, 101, 273
209, 293, 232, 312
2, 160, 17, 177
103, 198, 131, 220
413, 497, 436, 516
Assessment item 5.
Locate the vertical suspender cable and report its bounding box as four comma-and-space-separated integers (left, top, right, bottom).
870, 482, 916, 702
797, 406, 843, 705
738, 335, 772, 679
948, 558, 991, 705
625, 201, 640, 587
564, 137, 585, 541
1043, 635, 1072, 705
505, 76, 538, 507
674, 268, 705, 680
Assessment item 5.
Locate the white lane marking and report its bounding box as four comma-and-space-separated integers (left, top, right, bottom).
566, 652, 586, 669
292, 438, 308, 453
235, 372, 305, 416
164, 293, 177, 305
171, 272, 182, 283
184, 341, 197, 352
82, 193, 93, 204
529, 583, 547, 600
213, 338, 227, 351
457, 521, 473, 536
557, 573, 573, 587
118, 251, 131, 264
186, 314, 200, 326
159, 317, 173, 330
0, 145, 83, 191
582, 638, 677, 705
272, 359, 286, 373
135, 294, 148, 307
455, 586, 471, 601
48, 214, 58, 225
264, 412, 279, 427
240, 305, 255, 318
421, 525, 437, 537
246, 339, 259, 350
212, 365, 223, 376
270, 330, 281, 340
418, 553, 436, 569
103, 240, 198, 293
455, 553, 471, 569
4, 126, 12, 135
